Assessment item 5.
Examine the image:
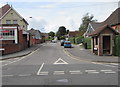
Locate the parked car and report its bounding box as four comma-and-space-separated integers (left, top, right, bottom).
64, 41, 72, 48
61, 40, 65, 46
51, 40, 57, 43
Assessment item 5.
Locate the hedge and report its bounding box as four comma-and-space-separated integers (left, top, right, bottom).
83, 37, 91, 49
114, 35, 120, 56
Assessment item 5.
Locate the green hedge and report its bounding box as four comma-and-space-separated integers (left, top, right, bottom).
115, 35, 120, 56
75, 36, 84, 44
69, 37, 75, 44
83, 37, 91, 49
69, 36, 83, 44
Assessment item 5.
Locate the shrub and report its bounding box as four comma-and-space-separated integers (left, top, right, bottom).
83, 37, 91, 49
114, 35, 120, 56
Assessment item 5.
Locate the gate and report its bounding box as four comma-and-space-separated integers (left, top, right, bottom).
115, 35, 120, 56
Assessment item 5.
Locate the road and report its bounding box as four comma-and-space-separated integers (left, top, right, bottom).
2, 42, 119, 85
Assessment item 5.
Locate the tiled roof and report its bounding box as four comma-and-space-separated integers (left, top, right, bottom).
89, 24, 119, 36
27, 29, 41, 35
69, 31, 84, 37
90, 7, 120, 30
101, 7, 120, 26
90, 22, 102, 30
0, 4, 11, 18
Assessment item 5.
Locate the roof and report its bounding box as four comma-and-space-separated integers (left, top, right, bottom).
0, 4, 28, 25
89, 24, 119, 36
0, 4, 11, 18
90, 22, 102, 30
69, 31, 84, 37
27, 29, 41, 36
101, 7, 120, 26
89, 7, 120, 31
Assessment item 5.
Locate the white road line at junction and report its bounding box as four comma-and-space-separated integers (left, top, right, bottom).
104, 71, 116, 74
70, 72, 82, 74
54, 71, 64, 73
18, 74, 31, 77
53, 71, 65, 75
85, 70, 97, 72
2, 48, 40, 67
101, 70, 112, 72
37, 62, 45, 75
39, 71, 48, 75
2, 75, 14, 77
87, 72, 100, 74
69, 70, 81, 73
92, 62, 117, 67
53, 72, 65, 75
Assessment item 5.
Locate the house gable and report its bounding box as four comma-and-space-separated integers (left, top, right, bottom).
0, 4, 28, 30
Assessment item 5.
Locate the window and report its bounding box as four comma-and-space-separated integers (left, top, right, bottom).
0, 29, 15, 40
13, 20, 18, 24
6, 20, 11, 24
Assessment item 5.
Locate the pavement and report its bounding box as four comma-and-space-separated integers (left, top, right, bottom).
65, 44, 119, 63
0, 44, 42, 60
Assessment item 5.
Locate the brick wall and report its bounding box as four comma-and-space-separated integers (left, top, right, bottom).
0, 29, 28, 55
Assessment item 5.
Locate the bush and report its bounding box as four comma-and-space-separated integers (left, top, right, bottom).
114, 35, 120, 56
75, 36, 84, 44
69, 37, 75, 44
60, 36, 65, 40
83, 37, 91, 49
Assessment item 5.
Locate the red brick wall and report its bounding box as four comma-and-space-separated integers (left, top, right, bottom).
0, 29, 28, 55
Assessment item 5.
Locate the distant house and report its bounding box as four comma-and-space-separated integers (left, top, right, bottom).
83, 22, 101, 37
27, 28, 42, 45
0, 4, 29, 55
41, 33, 49, 39
68, 31, 84, 38
84, 7, 120, 37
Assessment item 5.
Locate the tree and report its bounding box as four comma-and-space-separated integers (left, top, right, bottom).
56, 26, 67, 40
48, 31, 55, 38
66, 30, 69, 34
58, 26, 67, 36
79, 13, 97, 32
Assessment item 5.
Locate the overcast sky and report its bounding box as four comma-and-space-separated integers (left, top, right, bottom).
0, 0, 119, 33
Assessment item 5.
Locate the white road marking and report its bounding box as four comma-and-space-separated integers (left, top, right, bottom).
2, 48, 39, 66
54, 71, 64, 73
69, 70, 82, 74
69, 70, 81, 73
53, 73, 65, 75
87, 72, 100, 74
92, 62, 117, 67
85, 70, 97, 72
104, 71, 116, 74
70, 72, 82, 74
101, 70, 112, 72
37, 63, 45, 75
39, 71, 48, 75
57, 79, 68, 82
18, 74, 31, 77
53, 58, 68, 65
53, 71, 65, 75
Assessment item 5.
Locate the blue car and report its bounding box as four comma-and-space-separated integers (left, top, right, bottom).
64, 41, 72, 48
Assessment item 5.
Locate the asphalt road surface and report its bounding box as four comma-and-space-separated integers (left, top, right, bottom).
2, 42, 119, 85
